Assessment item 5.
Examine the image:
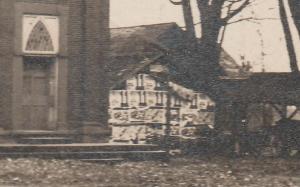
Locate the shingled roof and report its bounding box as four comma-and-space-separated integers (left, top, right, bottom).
106, 23, 249, 90
110, 22, 187, 56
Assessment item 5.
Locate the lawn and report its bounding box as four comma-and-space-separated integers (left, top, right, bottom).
0, 157, 299, 186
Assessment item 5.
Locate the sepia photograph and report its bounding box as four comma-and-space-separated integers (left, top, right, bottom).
0, 0, 300, 186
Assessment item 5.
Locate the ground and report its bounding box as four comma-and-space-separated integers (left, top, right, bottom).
0, 157, 299, 186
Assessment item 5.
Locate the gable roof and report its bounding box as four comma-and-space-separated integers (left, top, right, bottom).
106, 23, 248, 91
110, 22, 187, 57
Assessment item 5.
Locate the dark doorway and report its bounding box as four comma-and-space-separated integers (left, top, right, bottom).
21, 57, 57, 130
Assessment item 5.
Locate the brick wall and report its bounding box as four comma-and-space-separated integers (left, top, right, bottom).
67, 0, 110, 141
0, 1, 14, 129
67, 0, 110, 122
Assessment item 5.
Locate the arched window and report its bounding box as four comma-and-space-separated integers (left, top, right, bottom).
26, 21, 54, 52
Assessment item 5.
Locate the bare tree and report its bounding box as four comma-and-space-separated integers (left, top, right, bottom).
170, 0, 252, 80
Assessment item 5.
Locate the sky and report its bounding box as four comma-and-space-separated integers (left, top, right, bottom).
110, 0, 300, 72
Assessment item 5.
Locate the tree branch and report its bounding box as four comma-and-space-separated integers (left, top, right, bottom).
227, 17, 278, 25
222, 0, 251, 23
169, 0, 183, 5
227, 0, 246, 2
222, 0, 244, 9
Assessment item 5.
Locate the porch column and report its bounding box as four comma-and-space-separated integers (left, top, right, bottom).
231, 102, 247, 156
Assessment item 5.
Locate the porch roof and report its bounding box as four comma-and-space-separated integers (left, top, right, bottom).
216, 72, 300, 104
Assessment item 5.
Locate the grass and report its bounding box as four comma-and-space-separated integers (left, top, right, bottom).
0, 157, 299, 186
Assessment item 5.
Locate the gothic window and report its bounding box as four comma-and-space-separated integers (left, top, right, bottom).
26, 21, 54, 52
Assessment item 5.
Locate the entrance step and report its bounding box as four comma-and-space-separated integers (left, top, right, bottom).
12, 130, 74, 137
12, 130, 75, 144
80, 158, 124, 164
0, 143, 169, 161
17, 137, 73, 144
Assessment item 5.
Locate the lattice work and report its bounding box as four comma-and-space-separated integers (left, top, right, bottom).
26, 21, 54, 52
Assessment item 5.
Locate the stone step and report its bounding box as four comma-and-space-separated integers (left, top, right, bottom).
11, 130, 75, 144
80, 158, 124, 164
0, 143, 169, 161
0, 143, 162, 152
16, 137, 73, 144
11, 130, 74, 137
0, 150, 168, 160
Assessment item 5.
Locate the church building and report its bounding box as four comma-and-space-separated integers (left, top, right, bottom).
0, 0, 110, 143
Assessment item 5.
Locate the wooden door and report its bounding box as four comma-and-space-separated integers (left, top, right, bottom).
22, 57, 56, 130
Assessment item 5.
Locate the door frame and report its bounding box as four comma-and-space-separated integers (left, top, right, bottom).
18, 56, 58, 130
24, 56, 58, 130
12, 3, 69, 132
11, 55, 67, 131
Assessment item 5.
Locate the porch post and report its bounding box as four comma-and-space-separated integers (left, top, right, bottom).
231, 102, 247, 156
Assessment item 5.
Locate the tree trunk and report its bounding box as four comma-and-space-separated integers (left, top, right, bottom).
199, 21, 223, 78
197, 1, 224, 78
279, 0, 299, 72
182, 0, 196, 44
288, 0, 300, 37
